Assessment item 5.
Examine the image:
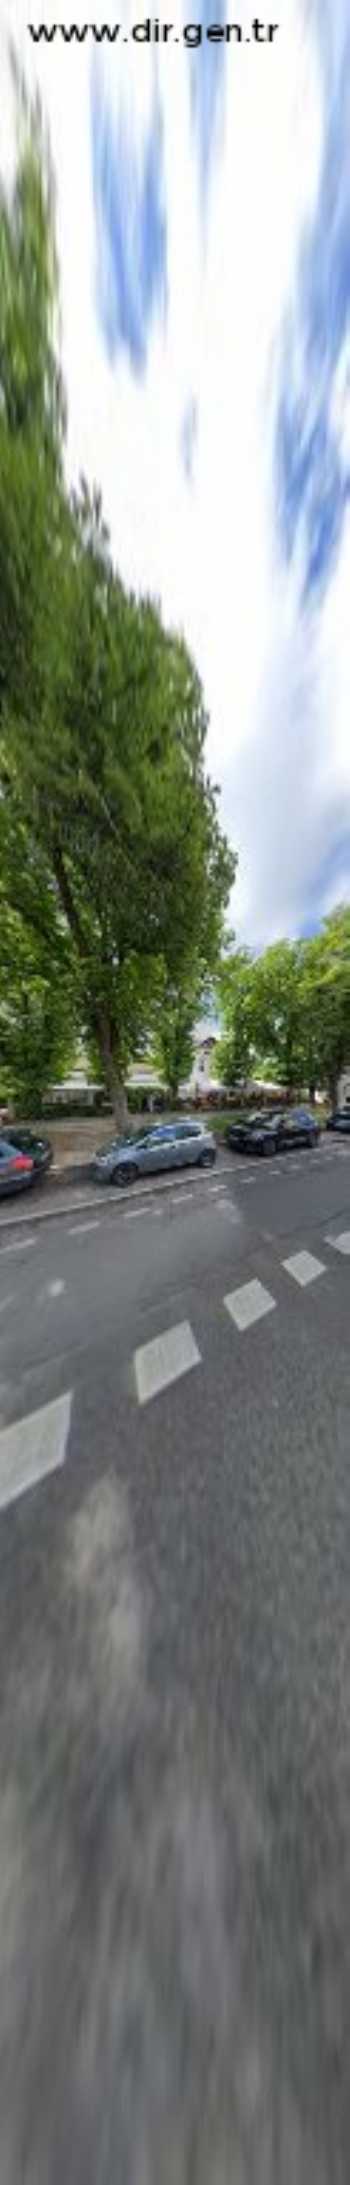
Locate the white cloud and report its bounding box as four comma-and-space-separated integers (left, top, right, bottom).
2, 0, 350, 945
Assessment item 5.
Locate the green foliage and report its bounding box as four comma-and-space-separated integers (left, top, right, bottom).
154, 988, 196, 1098
248, 941, 304, 1088
216, 915, 350, 1100
0, 894, 77, 1115
298, 907, 350, 1102
216, 948, 255, 1085
0, 88, 236, 1122
0, 61, 65, 450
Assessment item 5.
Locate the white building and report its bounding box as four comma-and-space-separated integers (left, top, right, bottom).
338, 1068, 350, 1107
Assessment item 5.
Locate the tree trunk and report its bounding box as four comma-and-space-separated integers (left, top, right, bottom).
111, 1077, 129, 1132
95, 1012, 129, 1132
328, 1065, 338, 1111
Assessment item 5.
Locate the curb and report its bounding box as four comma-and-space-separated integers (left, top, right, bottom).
0, 1159, 232, 1235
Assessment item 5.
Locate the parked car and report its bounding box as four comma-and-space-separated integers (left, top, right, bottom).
93, 1118, 217, 1186
225, 1107, 320, 1157
0, 1135, 35, 1196
2, 1126, 53, 1175
326, 1108, 350, 1134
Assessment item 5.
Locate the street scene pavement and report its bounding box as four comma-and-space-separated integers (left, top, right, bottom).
0, 1137, 349, 2181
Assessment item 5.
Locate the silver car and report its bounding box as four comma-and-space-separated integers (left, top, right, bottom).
93, 1118, 217, 1187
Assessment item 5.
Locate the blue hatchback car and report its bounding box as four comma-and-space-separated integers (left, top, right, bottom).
93, 1118, 217, 1186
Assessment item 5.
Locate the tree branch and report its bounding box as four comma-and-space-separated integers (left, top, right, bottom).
51, 840, 86, 959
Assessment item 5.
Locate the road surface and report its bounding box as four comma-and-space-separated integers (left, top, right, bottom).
0, 1136, 349, 2182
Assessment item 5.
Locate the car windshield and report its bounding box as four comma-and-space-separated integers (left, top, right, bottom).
105, 1130, 149, 1150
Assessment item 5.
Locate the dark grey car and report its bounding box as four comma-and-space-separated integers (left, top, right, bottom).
93, 1118, 217, 1186
326, 1108, 350, 1134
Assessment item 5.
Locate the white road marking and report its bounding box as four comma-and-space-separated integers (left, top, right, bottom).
0, 1389, 72, 1514
46, 1279, 65, 1299
224, 1278, 276, 1332
170, 1192, 193, 1206
123, 1206, 149, 1221
326, 1231, 350, 1256
0, 1295, 14, 1316
0, 1162, 234, 1234
68, 1221, 100, 1236
134, 1320, 201, 1405
283, 1250, 325, 1287
1, 1236, 36, 1254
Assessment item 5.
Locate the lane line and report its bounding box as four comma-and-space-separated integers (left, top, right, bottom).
134, 1319, 201, 1405
0, 1161, 235, 1236
0, 1389, 72, 1514
68, 1221, 100, 1237
0, 1294, 14, 1315
169, 1191, 194, 1206
283, 1250, 325, 1288
1, 1237, 36, 1255
123, 1207, 150, 1221
224, 1279, 276, 1333
46, 1279, 65, 1299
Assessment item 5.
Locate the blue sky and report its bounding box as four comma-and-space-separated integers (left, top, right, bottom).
2, 0, 350, 943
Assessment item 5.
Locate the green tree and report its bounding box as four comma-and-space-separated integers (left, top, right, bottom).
0, 893, 77, 1116
154, 985, 196, 1101
0, 89, 236, 1125
215, 948, 255, 1086
250, 941, 305, 1090
299, 909, 350, 1105
0, 66, 66, 732
2, 480, 235, 1125
0, 63, 65, 450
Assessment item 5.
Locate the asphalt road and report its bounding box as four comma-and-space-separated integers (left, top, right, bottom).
0, 1137, 349, 2183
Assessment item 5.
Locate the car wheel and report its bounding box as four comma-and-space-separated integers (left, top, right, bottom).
263, 1136, 277, 1156
199, 1148, 216, 1168
113, 1161, 137, 1187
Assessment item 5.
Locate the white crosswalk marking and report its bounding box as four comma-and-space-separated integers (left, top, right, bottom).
0, 1390, 72, 1513
46, 1279, 65, 1299
326, 1231, 350, 1256
224, 1279, 276, 1332
283, 1250, 325, 1287
134, 1321, 201, 1405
